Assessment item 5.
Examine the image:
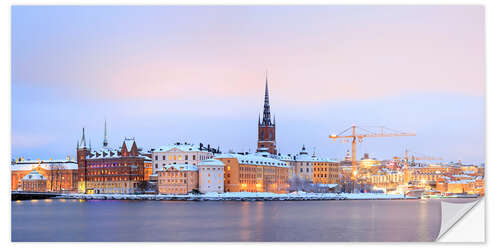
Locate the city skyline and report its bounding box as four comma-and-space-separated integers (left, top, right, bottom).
12, 6, 484, 163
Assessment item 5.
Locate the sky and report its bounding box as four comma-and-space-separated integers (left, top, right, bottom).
11, 6, 485, 164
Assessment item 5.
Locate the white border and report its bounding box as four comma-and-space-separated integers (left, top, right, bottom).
2, 0, 496, 249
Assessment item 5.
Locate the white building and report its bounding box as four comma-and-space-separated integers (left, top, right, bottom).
198, 159, 225, 194
279, 145, 316, 181
151, 142, 215, 174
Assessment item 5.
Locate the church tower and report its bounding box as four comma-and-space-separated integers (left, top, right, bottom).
257, 73, 277, 155
76, 127, 89, 193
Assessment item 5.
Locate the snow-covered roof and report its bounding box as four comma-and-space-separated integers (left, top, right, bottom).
11, 161, 78, 171
199, 159, 225, 166
215, 153, 288, 168
22, 169, 46, 180
448, 179, 476, 184
160, 164, 198, 171
316, 184, 338, 188
152, 143, 212, 153
452, 174, 473, 178
86, 147, 149, 160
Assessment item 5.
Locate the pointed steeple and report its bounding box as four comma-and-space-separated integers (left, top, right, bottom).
262, 71, 272, 126
103, 120, 109, 147
79, 127, 87, 148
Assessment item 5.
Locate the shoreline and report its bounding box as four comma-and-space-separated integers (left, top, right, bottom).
54, 192, 420, 201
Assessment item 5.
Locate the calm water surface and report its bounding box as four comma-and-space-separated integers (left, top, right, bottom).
12, 199, 457, 242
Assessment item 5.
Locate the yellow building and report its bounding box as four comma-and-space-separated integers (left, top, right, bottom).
216, 153, 289, 193
312, 159, 340, 184
157, 164, 199, 194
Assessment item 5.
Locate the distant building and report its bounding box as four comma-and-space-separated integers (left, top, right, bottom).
76, 124, 149, 194
279, 145, 339, 184
280, 146, 314, 181
157, 164, 199, 194
151, 142, 217, 174
216, 153, 289, 193
21, 169, 48, 192
11, 157, 78, 193
198, 159, 225, 194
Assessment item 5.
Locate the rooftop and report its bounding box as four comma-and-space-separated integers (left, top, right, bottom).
215, 153, 288, 168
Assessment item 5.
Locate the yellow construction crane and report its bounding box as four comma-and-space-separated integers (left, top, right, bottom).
329, 125, 415, 178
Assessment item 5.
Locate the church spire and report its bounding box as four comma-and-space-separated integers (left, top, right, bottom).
262, 71, 272, 126
103, 120, 109, 147
79, 127, 87, 148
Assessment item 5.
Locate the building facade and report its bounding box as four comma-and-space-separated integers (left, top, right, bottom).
151, 142, 216, 174
157, 164, 199, 194
198, 159, 225, 194
20, 169, 48, 192
11, 157, 78, 192
216, 153, 289, 193
76, 127, 147, 194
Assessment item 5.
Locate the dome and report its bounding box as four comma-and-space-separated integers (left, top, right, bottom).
22, 169, 46, 180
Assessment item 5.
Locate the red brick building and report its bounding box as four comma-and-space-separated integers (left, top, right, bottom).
76, 127, 149, 194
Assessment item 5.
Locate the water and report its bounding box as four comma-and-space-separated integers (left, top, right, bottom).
12, 199, 454, 242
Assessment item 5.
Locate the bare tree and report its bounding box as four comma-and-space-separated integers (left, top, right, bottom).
47, 163, 65, 192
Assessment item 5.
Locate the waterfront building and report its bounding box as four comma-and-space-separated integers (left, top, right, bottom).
157, 164, 199, 194
436, 174, 484, 195
279, 145, 340, 184
312, 159, 340, 184
257, 74, 277, 155
11, 157, 78, 192
144, 160, 153, 181
198, 159, 225, 194
20, 169, 48, 192
76, 126, 148, 194
151, 142, 216, 174
215, 153, 289, 193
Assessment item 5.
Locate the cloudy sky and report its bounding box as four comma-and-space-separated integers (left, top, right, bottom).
12, 6, 484, 163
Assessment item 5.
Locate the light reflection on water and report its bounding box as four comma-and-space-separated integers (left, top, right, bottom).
11, 199, 457, 242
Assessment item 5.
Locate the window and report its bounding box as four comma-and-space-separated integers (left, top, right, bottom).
193, 155, 196, 160
185, 155, 188, 160
163, 156, 165, 160
155, 155, 158, 160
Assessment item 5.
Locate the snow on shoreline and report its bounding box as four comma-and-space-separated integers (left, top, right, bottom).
57, 192, 415, 201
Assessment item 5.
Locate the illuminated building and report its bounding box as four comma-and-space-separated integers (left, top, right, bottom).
144, 160, 152, 181
11, 157, 78, 192
216, 153, 289, 193
20, 169, 48, 192
157, 164, 199, 194
76, 124, 149, 194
